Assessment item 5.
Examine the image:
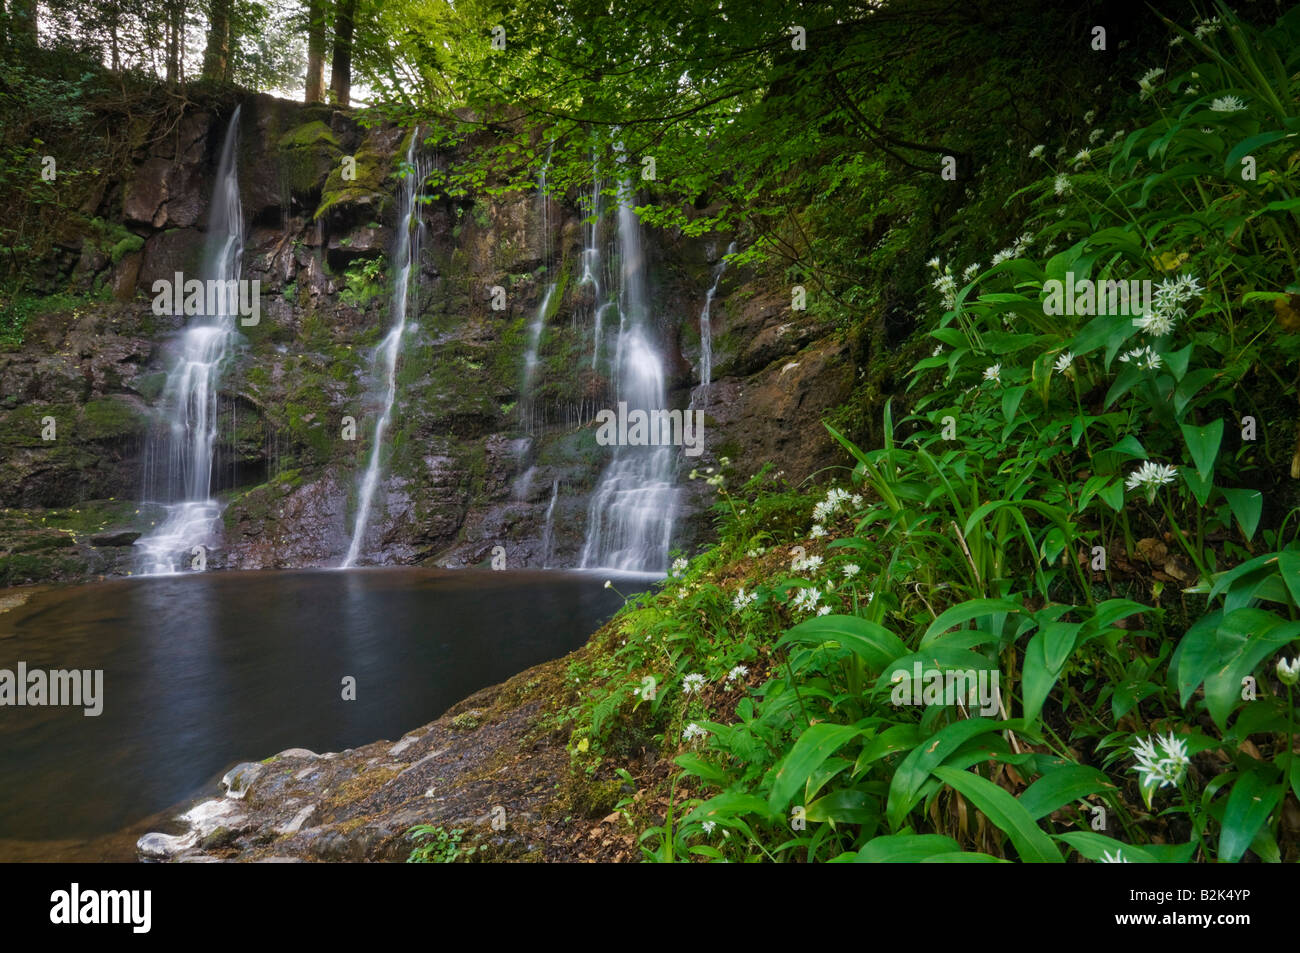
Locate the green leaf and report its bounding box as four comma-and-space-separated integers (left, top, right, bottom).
886, 718, 1004, 829
1002, 384, 1028, 423
1224, 130, 1290, 177
920, 598, 1022, 648
852, 833, 962, 862
1180, 419, 1224, 481
1018, 764, 1114, 821
780, 614, 908, 673
933, 766, 1064, 862
1218, 773, 1284, 863
805, 788, 878, 826
769, 723, 862, 810
1277, 551, 1300, 607
1220, 488, 1263, 541
1056, 831, 1157, 863
1175, 610, 1224, 707
1204, 609, 1300, 731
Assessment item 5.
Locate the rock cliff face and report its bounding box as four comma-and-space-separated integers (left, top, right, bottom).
0, 91, 852, 584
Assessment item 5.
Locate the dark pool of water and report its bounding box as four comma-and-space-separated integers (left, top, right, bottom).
0, 568, 647, 859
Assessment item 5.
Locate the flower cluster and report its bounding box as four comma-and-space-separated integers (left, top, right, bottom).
682, 672, 706, 695
726, 665, 749, 684
929, 260, 959, 310
670, 557, 690, 577
790, 586, 824, 615
1118, 345, 1162, 371
812, 487, 854, 523
1134, 273, 1202, 337
790, 551, 823, 573
1138, 67, 1165, 99
1125, 461, 1178, 503
1209, 94, 1245, 113
1130, 732, 1190, 800
731, 587, 758, 613
990, 232, 1034, 267
682, 722, 707, 742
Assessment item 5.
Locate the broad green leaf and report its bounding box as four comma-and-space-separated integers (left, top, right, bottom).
886, 718, 1003, 829
805, 788, 878, 826
1204, 609, 1300, 731
769, 723, 862, 810
920, 598, 1022, 648
1018, 764, 1115, 821
1220, 488, 1263, 541
1056, 831, 1157, 863
1180, 419, 1223, 481
780, 614, 908, 673
1218, 773, 1284, 863
1277, 551, 1300, 607
853, 833, 962, 862
933, 766, 1063, 862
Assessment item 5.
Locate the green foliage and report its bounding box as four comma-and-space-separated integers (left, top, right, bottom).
338, 256, 386, 309
405, 824, 479, 863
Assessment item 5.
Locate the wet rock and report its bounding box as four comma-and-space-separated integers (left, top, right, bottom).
221, 761, 265, 798
89, 530, 140, 546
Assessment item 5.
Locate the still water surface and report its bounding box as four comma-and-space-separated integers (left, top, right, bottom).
0, 568, 647, 859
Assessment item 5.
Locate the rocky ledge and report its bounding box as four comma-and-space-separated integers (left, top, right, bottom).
136, 648, 641, 863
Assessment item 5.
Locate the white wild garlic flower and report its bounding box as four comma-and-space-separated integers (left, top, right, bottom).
1209, 95, 1245, 113
1277, 657, 1299, 686
682, 722, 707, 742
1125, 461, 1178, 502
1130, 731, 1190, 800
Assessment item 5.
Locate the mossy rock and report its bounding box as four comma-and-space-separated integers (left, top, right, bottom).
278, 121, 344, 198
314, 129, 402, 223
80, 397, 148, 440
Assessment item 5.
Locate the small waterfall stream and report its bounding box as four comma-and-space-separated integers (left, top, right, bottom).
135, 107, 244, 575
697, 240, 735, 397
540, 479, 559, 568
579, 179, 678, 574
342, 132, 428, 568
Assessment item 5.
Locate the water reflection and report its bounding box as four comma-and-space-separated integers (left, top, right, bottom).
0, 568, 643, 855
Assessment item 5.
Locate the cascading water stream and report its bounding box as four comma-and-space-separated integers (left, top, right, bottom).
579, 180, 678, 574
580, 156, 611, 369
696, 240, 735, 399
341, 132, 428, 568
135, 107, 244, 575
540, 479, 559, 568
520, 283, 555, 431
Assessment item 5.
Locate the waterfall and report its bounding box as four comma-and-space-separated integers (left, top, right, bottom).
341, 131, 427, 568
135, 107, 244, 575
540, 479, 559, 568
697, 240, 735, 397
579, 180, 678, 574
520, 282, 555, 431
581, 159, 610, 369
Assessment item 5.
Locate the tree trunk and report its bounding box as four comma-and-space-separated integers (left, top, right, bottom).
202, 0, 230, 80
304, 0, 327, 102
329, 0, 356, 106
